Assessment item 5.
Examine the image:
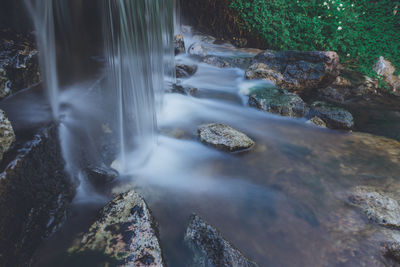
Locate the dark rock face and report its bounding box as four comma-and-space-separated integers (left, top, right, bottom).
70, 190, 165, 267
248, 85, 306, 118
174, 34, 186, 55
0, 123, 74, 267
85, 164, 119, 187
198, 123, 255, 152
318, 69, 379, 103
308, 101, 354, 130
184, 214, 259, 267
245, 50, 340, 94
176, 63, 198, 78
0, 30, 40, 99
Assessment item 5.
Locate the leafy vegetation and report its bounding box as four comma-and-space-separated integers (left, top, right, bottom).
230, 0, 400, 77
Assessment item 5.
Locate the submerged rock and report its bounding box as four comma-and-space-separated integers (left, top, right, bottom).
306, 116, 327, 128
198, 123, 254, 152
201, 56, 232, 68
308, 101, 354, 130
188, 42, 208, 57
176, 63, 198, 78
70, 190, 165, 267
247, 85, 306, 118
0, 109, 15, 161
0, 30, 40, 99
348, 186, 400, 229
0, 123, 73, 266
174, 34, 186, 55
373, 56, 400, 96
184, 214, 259, 267
245, 50, 339, 94
168, 84, 198, 96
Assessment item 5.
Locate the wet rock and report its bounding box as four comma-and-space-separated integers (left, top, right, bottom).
201, 56, 232, 68
176, 63, 198, 78
0, 123, 74, 266
184, 214, 259, 267
174, 34, 186, 55
245, 50, 340, 94
348, 186, 400, 228
85, 164, 119, 187
0, 30, 40, 99
318, 69, 380, 103
188, 42, 208, 57
247, 84, 306, 118
382, 241, 400, 263
308, 101, 354, 130
0, 109, 15, 161
306, 116, 327, 128
373, 57, 400, 96
198, 123, 254, 152
70, 190, 165, 267
168, 84, 198, 96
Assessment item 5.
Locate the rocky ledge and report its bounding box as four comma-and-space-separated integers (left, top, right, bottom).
184, 214, 259, 267
0, 29, 40, 99
198, 123, 255, 152
0, 123, 74, 267
70, 190, 165, 267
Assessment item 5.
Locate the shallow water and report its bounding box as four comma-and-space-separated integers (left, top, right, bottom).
24, 30, 400, 267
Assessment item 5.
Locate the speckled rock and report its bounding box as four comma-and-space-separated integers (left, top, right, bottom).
0, 109, 15, 161
184, 214, 259, 267
306, 116, 327, 128
198, 123, 254, 152
70, 190, 165, 267
247, 85, 306, 118
373, 57, 400, 96
201, 56, 232, 68
245, 50, 339, 94
174, 34, 186, 55
348, 186, 400, 228
176, 63, 198, 78
188, 42, 208, 57
308, 101, 354, 130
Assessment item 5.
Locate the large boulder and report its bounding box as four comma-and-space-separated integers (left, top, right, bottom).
70, 190, 165, 267
318, 69, 379, 103
247, 84, 306, 118
184, 214, 259, 267
347, 186, 400, 229
308, 101, 354, 130
0, 123, 74, 267
198, 123, 255, 152
0, 30, 40, 99
0, 109, 15, 161
245, 50, 340, 94
373, 56, 400, 96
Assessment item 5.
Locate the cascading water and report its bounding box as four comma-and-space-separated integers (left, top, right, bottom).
103, 0, 175, 172
25, 0, 60, 119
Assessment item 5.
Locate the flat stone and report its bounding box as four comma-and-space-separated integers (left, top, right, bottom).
70, 190, 165, 267
247, 85, 306, 118
198, 123, 254, 152
348, 186, 400, 228
308, 101, 354, 130
184, 214, 259, 267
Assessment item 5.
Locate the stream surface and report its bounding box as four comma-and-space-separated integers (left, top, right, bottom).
19, 30, 400, 267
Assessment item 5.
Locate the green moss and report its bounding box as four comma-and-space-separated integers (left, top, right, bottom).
230, 0, 400, 77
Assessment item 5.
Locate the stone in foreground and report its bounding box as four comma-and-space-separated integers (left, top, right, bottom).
0, 109, 15, 161
185, 214, 259, 267
247, 85, 306, 118
348, 186, 400, 229
70, 190, 165, 267
245, 50, 339, 94
198, 123, 254, 152
308, 101, 354, 130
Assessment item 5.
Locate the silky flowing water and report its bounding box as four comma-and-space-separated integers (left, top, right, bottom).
6, 1, 400, 266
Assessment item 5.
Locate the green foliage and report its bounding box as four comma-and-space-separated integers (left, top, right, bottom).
230, 0, 400, 77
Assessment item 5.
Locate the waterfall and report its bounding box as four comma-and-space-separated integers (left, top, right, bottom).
103, 0, 175, 171
25, 0, 60, 119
